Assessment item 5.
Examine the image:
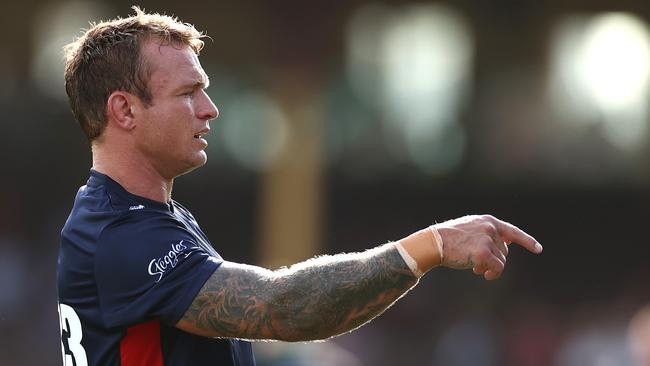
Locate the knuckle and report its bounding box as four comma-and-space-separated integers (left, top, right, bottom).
494, 260, 505, 271
475, 248, 492, 263
485, 270, 500, 280
481, 214, 496, 222
481, 222, 497, 236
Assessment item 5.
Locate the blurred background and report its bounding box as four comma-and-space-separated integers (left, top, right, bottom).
2, 0, 650, 365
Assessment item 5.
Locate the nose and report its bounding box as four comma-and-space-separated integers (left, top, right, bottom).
197, 90, 219, 120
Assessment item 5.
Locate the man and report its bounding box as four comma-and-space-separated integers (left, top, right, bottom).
57, 7, 542, 366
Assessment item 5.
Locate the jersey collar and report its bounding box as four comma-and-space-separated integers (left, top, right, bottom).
88, 169, 174, 212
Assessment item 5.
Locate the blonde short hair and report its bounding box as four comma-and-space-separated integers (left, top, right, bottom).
64, 6, 206, 141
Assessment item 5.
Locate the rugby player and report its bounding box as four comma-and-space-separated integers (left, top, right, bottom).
57, 7, 542, 365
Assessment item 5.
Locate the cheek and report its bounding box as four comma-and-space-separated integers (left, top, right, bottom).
138, 100, 195, 154
149, 107, 189, 144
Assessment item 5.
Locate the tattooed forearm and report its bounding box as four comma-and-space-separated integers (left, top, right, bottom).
177, 243, 419, 342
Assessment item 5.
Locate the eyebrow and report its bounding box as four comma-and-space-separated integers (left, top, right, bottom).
199, 72, 210, 89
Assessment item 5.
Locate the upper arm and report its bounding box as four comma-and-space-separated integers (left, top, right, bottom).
175, 261, 280, 340
95, 214, 220, 328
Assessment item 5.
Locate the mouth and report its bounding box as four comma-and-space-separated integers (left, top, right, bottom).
193, 129, 210, 139
193, 128, 210, 149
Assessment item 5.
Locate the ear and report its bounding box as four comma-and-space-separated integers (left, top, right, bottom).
106, 91, 138, 131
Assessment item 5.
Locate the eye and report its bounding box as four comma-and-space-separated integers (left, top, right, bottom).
180, 90, 195, 98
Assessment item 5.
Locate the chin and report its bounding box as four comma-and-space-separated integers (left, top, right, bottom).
176, 153, 208, 177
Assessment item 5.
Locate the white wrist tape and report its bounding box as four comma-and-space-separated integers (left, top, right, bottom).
429, 225, 444, 263
395, 242, 424, 278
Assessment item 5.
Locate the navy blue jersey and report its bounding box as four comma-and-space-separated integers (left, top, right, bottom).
57, 170, 256, 366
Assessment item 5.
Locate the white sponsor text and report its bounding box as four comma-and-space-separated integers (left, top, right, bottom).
148, 240, 189, 282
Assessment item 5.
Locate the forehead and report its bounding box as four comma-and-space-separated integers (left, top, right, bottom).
141, 41, 207, 91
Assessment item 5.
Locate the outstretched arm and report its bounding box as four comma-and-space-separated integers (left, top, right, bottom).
177, 243, 417, 341
176, 215, 542, 341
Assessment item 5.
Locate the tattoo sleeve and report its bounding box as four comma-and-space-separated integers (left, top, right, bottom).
177, 243, 419, 342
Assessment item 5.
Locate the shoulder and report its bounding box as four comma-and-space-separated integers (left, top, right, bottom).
97, 210, 189, 250
105, 205, 183, 229
94, 209, 215, 284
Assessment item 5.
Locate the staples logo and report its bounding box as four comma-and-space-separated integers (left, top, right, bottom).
148, 240, 189, 282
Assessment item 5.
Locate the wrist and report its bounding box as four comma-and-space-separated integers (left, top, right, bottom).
396, 225, 444, 276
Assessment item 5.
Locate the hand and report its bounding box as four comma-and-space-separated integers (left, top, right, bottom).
434, 215, 542, 280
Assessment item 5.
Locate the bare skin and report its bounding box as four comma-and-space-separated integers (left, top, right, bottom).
177, 245, 417, 341
176, 215, 542, 341
435, 215, 542, 280
93, 40, 217, 203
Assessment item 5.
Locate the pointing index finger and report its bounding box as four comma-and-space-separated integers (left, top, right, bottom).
493, 219, 543, 254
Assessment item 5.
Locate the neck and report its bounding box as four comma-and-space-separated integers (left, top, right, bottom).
92, 142, 174, 204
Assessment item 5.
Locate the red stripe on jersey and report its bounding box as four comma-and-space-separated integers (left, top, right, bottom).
120, 319, 164, 366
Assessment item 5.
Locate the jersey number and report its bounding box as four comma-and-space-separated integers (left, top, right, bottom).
58, 303, 88, 366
